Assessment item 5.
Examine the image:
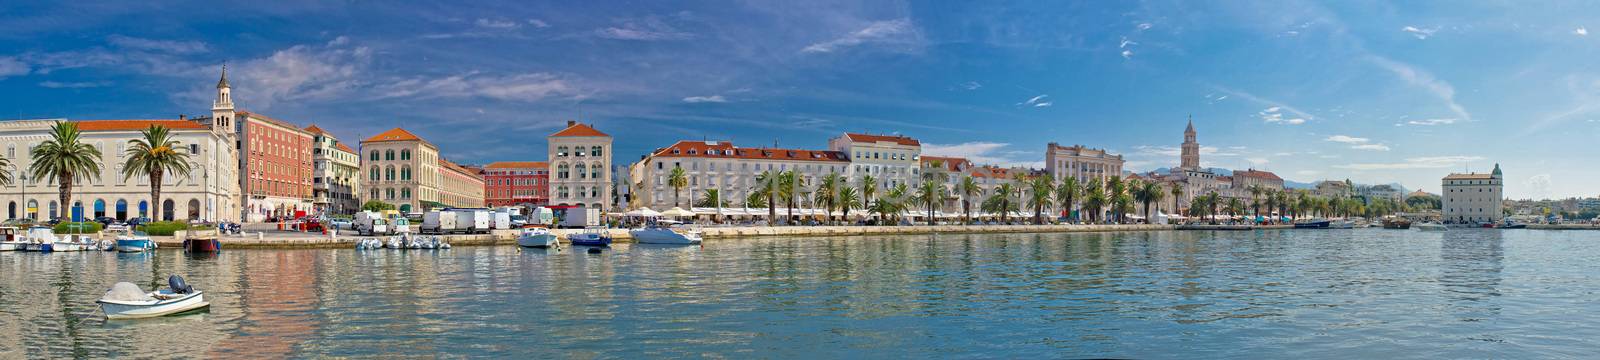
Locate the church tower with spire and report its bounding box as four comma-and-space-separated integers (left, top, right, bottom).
211, 65, 235, 134
1180, 115, 1200, 170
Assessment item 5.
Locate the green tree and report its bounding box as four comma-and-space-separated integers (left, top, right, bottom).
1248, 184, 1264, 221
666, 166, 688, 208
1135, 181, 1164, 222
694, 189, 729, 208
816, 173, 842, 224
836, 186, 860, 224
1169, 183, 1185, 218
915, 178, 946, 225
745, 190, 769, 209
361, 200, 395, 212
121, 125, 193, 222
1106, 176, 1126, 223
30, 122, 103, 221
1081, 179, 1105, 223
981, 183, 1019, 223
778, 170, 805, 222
957, 176, 981, 225
1055, 176, 1079, 223
1026, 175, 1055, 224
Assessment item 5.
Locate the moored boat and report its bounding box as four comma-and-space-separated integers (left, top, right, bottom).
111, 228, 156, 252
1293, 219, 1331, 229
1415, 222, 1447, 231
1328, 219, 1356, 229
0, 226, 21, 251
568, 229, 613, 247
631, 221, 703, 245
97, 275, 210, 320
516, 227, 559, 248
1382, 218, 1412, 229
183, 238, 221, 253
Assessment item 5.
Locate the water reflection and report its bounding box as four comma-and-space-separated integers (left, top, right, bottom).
1, 230, 1598, 358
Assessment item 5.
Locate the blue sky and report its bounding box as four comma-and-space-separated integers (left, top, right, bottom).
2, 1, 1597, 199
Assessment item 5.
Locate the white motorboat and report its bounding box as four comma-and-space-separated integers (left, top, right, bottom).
111, 227, 156, 252
1329, 219, 1357, 229
630, 221, 703, 245
1415, 222, 1448, 231
97, 276, 210, 320
0, 226, 22, 251
516, 227, 559, 248
24, 226, 86, 252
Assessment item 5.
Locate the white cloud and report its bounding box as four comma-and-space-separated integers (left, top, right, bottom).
1264, 106, 1281, 112
1351, 144, 1391, 151
595, 18, 692, 41
1019, 94, 1048, 106
1121, 50, 1133, 59
226, 43, 373, 108
527, 19, 550, 28
1366, 55, 1471, 121
922, 142, 1040, 168
1137, 23, 1153, 31
1119, 37, 1137, 48
682, 95, 727, 103
1334, 156, 1485, 170
1325, 135, 1369, 144
802, 18, 916, 53
1034, 101, 1053, 107
1576, 27, 1589, 36
0, 57, 28, 78
1259, 106, 1306, 125
107, 35, 208, 54
1217, 86, 1317, 124
961, 81, 981, 90
379, 72, 581, 102
326, 36, 350, 46
475, 18, 520, 29
1405, 118, 1456, 126
1401, 26, 1437, 40
39, 81, 110, 88
1247, 157, 1270, 165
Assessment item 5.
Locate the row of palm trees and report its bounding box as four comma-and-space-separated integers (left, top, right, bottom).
1, 122, 194, 222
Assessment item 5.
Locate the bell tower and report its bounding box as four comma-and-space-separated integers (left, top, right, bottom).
1180, 115, 1200, 170
211, 65, 235, 134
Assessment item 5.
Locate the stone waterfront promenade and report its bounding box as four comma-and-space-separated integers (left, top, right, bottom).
147, 224, 1198, 249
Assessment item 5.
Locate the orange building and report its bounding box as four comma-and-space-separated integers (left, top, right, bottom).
482, 161, 549, 208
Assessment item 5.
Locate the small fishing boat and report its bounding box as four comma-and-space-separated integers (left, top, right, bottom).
1382, 217, 1412, 229
97, 275, 209, 320
1499, 220, 1528, 229
1293, 219, 1331, 229
0, 226, 21, 251
630, 221, 703, 245
1415, 222, 1448, 231
1328, 219, 1356, 229
183, 237, 221, 253
24, 226, 83, 252
112, 228, 156, 253
568, 228, 613, 247
517, 227, 559, 248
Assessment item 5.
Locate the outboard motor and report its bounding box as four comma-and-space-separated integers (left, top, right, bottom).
167, 274, 193, 294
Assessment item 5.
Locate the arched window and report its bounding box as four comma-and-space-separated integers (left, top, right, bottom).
591, 146, 602, 156
188, 199, 201, 220
385, 166, 396, 181
590, 187, 600, 198
558, 186, 569, 198
557, 163, 570, 179
161, 199, 175, 221
591, 162, 602, 179
370, 167, 380, 181
400, 149, 410, 160
386, 188, 396, 199
575, 163, 587, 179
401, 188, 411, 199
401, 166, 411, 180
370, 150, 379, 161
385, 150, 395, 161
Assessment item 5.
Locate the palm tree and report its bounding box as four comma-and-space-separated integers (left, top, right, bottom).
1134, 181, 1163, 222
1248, 184, 1264, 221
1081, 179, 1105, 223
957, 176, 981, 225
991, 183, 1017, 223
914, 179, 945, 225
753, 170, 780, 223
1226, 197, 1245, 219
122, 125, 193, 223
31, 122, 103, 221
816, 173, 842, 224
1055, 176, 1079, 223
1207, 192, 1222, 223
1026, 175, 1055, 224
836, 187, 860, 224
1169, 184, 1185, 218
694, 189, 728, 207
858, 174, 879, 213
778, 170, 805, 222
745, 190, 768, 209
666, 166, 688, 208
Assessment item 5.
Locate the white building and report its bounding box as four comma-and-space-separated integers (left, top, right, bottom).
547, 121, 613, 211
306, 125, 360, 215
1442, 164, 1503, 224
630, 140, 848, 210
0, 118, 240, 222
829, 133, 921, 188
1044, 143, 1123, 185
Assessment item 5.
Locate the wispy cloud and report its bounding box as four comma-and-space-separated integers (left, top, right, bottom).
1325, 135, 1369, 144
1326, 135, 1389, 151
1034, 101, 1053, 107
1335, 156, 1485, 170
801, 18, 916, 54
0, 57, 27, 78
1576, 27, 1589, 36
1214, 86, 1316, 123
1350, 144, 1391, 151
39, 81, 110, 88
922, 141, 1041, 168
107, 35, 208, 54
1401, 26, 1437, 40
1404, 118, 1456, 126
527, 19, 550, 28
961, 81, 982, 90
682, 95, 727, 103
1018, 94, 1048, 106
1366, 55, 1471, 121
595, 18, 692, 41
378, 72, 582, 102
475, 18, 520, 29
1259, 106, 1306, 125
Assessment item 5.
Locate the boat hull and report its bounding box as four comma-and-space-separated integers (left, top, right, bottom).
116, 239, 154, 253
568, 235, 613, 247
0, 242, 17, 251
1294, 221, 1331, 229
517, 234, 559, 248
98, 292, 209, 320
183, 239, 221, 253
631, 229, 703, 245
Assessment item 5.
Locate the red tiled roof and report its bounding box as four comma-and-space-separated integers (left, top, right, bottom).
72, 120, 207, 131
650, 140, 847, 162
844, 133, 920, 146
439, 159, 484, 179
364, 128, 424, 143
485, 161, 548, 169
550, 122, 609, 137
1234, 169, 1283, 181
1444, 173, 1494, 180
334, 143, 356, 153
304, 124, 331, 135
920, 156, 970, 172
237, 110, 309, 134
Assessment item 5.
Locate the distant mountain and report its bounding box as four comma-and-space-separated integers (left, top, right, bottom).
1141, 167, 1233, 176
1284, 180, 1315, 190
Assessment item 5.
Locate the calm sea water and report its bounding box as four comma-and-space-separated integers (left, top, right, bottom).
2, 229, 1597, 358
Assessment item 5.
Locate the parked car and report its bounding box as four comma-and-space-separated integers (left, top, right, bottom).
93, 216, 118, 226
328, 218, 352, 230
126, 217, 153, 227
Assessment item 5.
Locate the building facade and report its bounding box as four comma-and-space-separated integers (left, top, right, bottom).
1231, 169, 1285, 193
1044, 143, 1123, 185
547, 121, 612, 210
306, 125, 360, 216
360, 128, 438, 213
629, 140, 848, 210
829, 133, 922, 189
0, 118, 240, 222
437, 159, 485, 208
1442, 164, 1503, 223
219, 68, 314, 222
482, 161, 548, 208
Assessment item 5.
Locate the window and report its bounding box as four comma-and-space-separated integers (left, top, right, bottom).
370, 150, 379, 161
385, 166, 395, 181
370, 167, 379, 181
591, 163, 601, 179
558, 164, 570, 179
401, 149, 410, 160
591, 146, 602, 156
386, 188, 395, 199
557, 146, 569, 157
576, 163, 587, 179
401, 166, 412, 180
385, 150, 395, 160
401, 188, 411, 199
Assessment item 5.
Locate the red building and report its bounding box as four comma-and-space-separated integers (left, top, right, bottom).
236, 110, 314, 222
482, 161, 549, 208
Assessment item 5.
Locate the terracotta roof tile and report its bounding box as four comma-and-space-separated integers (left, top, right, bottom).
73, 120, 207, 131
844, 133, 920, 146
334, 143, 356, 153
237, 110, 309, 134
649, 140, 847, 162
304, 124, 331, 135
920, 156, 970, 172
1444, 173, 1495, 180
363, 128, 424, 143
550, 122, 610, 137
439, 159, 484, 180
485, 161, 549, 169
1233, 169, 1283, 181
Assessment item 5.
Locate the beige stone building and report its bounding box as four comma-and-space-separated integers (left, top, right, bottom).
437, 159, 485, 208
1044, 143, 1123, 185
306, 125, 360, 215
1442, 164, 1503, 224
359, 128, 482, 212
548, 121, 612, 210
829, 133, 922, 188
629, 140, 849, 210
